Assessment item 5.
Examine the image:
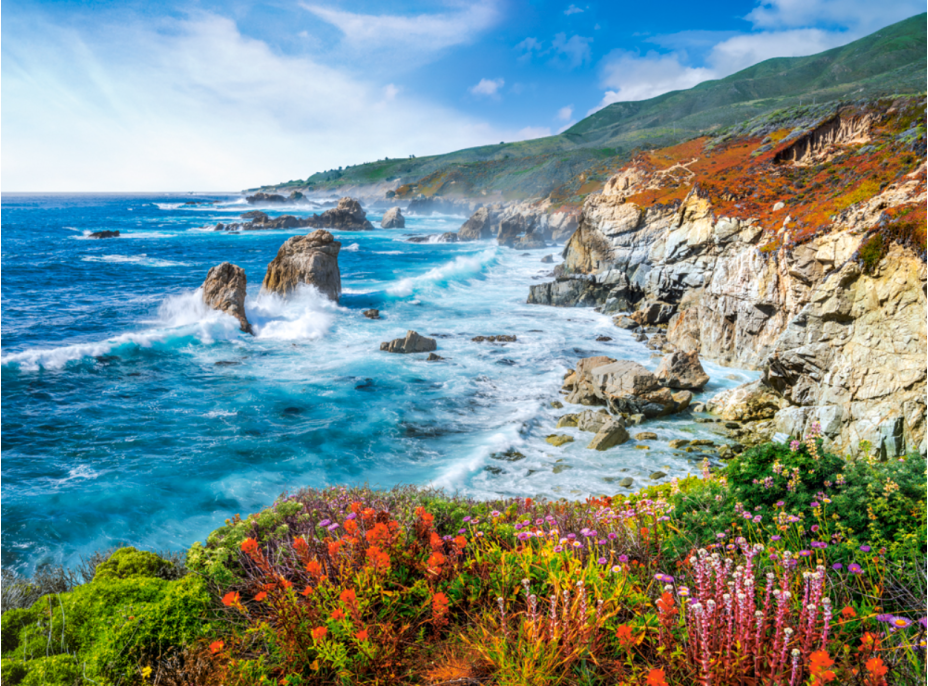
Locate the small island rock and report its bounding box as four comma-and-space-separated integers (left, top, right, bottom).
381, 207, 405, 229
202, 262, 253, 335
261, 229, 341, 302
380, 330, 437, 354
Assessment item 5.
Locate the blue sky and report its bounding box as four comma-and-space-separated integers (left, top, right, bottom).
2, 0, 923, 191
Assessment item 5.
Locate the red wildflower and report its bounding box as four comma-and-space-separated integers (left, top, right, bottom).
240, 538, 259, 556
344, 518, 358, 534
209, 640, 224, 654
646, 668, 668, 686
254, 591, 267, 602
429, 531, 444, 551
306, 559, 323, 577
427, 552, 446, 569
221, 591, 241, 608
355, 629, 369, 641
366, 545, 391, 571
615, 624, 634, 647
809, 651, 837, 685
841, 605, 857, 619
865, 657, 888, 685
279, 578, 293, 590
311, 626, 328, 641
301, 585, 314, 597
327, 540, 344, 557
339, 588, 357, 606
454, 535, 467, 549
415, 506, 435, 528
431, 592, 450, 629
366, 521, 398, 546
330, 608, 345, 621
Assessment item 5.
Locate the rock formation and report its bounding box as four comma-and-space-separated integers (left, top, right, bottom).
655, 351, 710, 391
202, 262, 253, 334
88, 230, 119, 239
261, 229, 342, 302
458, 207, 494, 240
246, 192, 287, 204
308, 197, 373, 230
531, 100, 927, 456
380, 331, 437, 354
381, 207, 405, 228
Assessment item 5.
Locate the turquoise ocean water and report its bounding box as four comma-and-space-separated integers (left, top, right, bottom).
0, 194, 756, 573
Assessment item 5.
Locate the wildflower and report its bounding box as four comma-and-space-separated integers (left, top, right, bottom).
572, 541, 583, 549
311, 626, 328, 641
608, 532, 617, 540
279, 579, 293, 590
241, 538, 259, 556
597, 557, 607, 565
832, 563, 843, 571
491, 510, 501, 517
339, 588, 356, 605
611, 565, 622, 573
790, 440, 800, 451
355, 629, 369, 641
319, 519, 331, 527
808, 650, 836, 684
678, 586, 690, 597
615, 624, 634, 647
331, 608, 345, 621
865, 657, 888, 681
554, 546, 563, 553
301, 586, 314, 597
860, 544, 871, 552
254, 591, 267, 602
841, 606, 856, 619
454, 535, 467, 548
776, 501, 785, 508
618, 554, 628, 562
222, 591, 241, 608
920, 617, 928, 629
327, 523, 339, 531
875, 614, 894, 623
891, 616, 913, 629
517, 532, 530, 541
346, 512, 357, 520
209, 640, 224, 654
848, 563, 863, 575
771, 535, 781, 541
646, 668, 668, 686
306, 559, 323, 577
463, 516, 472, 522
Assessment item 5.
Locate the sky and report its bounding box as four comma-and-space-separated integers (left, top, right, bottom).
2, 0, 924, 191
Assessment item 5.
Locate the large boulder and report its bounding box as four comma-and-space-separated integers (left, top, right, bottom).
563, 355, 614, 406
655, 351, 710, 390
497, 216, 528, 247
202, 262, 253, 334
458, 207, 495, 240
308, 197, 373, 231
261, 229, 342, 301
380, 330, 437, 354
706, 380, 786, 422
381, 207, 405, 228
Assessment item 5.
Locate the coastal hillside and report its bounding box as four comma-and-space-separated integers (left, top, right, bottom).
255, 13, 927, 203
529, 95, 926, 458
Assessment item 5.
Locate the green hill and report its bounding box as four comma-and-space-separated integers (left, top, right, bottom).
258, 13, 927, 202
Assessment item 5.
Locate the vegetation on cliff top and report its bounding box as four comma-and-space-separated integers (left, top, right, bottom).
3, 434, 925, 685
255, 14, 926, 203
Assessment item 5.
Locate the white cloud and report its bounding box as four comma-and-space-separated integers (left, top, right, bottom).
515, 36, 543, 63
707, 28, 847, 74
590, 50, 713, 111
1, 13, 509, 191
301, 1, 500, 69
564, 4, 584, 15
557, 120, 577, 133
551, 32, 593, 69
517, 126, 552, 140
746, 0, 924, 32
556, 105, 574, 121
470, 77, 505, 98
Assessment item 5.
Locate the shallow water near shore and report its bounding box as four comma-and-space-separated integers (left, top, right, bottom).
1, 193, 757, 573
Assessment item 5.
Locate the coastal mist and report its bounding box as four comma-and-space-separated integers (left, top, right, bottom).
0, 194, 753, 573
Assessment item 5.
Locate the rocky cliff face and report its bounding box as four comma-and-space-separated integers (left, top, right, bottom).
262, 229, 342, 302
457, 201, 578, 245
532, 99, 927, 457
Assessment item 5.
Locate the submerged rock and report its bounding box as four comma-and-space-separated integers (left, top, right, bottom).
381, 207, 405, 228
587, 417, 630, 450
363, 309, 381, 320
88, 230, 119, 239
261, 229, 342, 302
546, 434, 574, 447
380, 330, 437, 354
201, 262, 253, 334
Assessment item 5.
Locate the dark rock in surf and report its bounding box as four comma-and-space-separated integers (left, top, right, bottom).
201, 262, 253, 334
88, 230, 120, 239
246, 192, 287, 204
380, 330, 437, 354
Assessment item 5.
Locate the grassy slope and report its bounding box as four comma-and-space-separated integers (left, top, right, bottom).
257, 13, 926, 201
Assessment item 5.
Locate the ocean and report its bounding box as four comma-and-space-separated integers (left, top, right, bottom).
0, 193, 756, 573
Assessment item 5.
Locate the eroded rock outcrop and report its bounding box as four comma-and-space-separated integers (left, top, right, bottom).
656, 351, 710, 391
533, 100, 928, 456
261, 229, 342, 301
308, 197, 374, 231
381, 207, 405, 228
202, 262, 253, 334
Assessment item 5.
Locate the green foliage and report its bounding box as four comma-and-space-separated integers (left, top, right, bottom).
0, 550, 212, 686
92, 546, 170, 581
858, 232, 885, 272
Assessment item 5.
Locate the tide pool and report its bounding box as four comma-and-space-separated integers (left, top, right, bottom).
0, 193, 756, 573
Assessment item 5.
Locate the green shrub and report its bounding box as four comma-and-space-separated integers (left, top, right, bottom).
92, 547, 170, 582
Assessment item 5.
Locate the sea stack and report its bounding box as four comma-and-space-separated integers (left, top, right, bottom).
381, 207, 405, 228
201, 262, 253, 334
261, 229, 342, 302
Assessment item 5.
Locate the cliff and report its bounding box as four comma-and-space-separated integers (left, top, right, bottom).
531, 97, 927, 457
